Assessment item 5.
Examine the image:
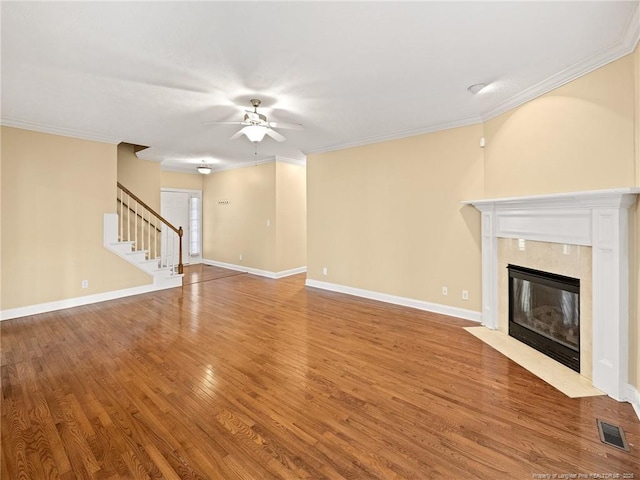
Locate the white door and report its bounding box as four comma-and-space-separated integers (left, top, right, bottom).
161, 190, 202, 265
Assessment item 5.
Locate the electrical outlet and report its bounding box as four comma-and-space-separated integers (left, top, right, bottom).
81, 280, 88, 289
518, 238, 526, 251
322, 267, 328, 276
462, 290, 469, 301
239, 254, 243, 261
266, 219, 271, 227
442, 286, 448, 296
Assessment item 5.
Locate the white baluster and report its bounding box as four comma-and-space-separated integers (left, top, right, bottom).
134, 201, 138, 250
170, 231, 174, 272
119, 189, 123, 241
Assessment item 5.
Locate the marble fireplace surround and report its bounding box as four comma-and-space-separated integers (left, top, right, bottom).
464, 188, 640, 402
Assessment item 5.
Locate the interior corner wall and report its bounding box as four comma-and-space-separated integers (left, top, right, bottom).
633, 43, 640, 393
161, 170, 204, 191
636, 44, 640, 187
0, 127, 3, 307
275, 162, 306, 272
1, 127, 151, 311
202, 162, 277, 272
307, 124, 484, 311
117, 143, 161, 211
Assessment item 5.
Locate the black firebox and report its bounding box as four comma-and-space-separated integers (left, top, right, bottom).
508, 264, 580, 372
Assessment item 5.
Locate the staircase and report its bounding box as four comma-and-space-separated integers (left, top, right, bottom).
103, 183, 183, 288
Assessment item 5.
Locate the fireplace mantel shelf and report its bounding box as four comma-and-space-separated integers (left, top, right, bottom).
464, 188, 639, 402
463, 187, 640, 209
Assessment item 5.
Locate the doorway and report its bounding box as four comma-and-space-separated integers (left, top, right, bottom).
161, 189, 202, 265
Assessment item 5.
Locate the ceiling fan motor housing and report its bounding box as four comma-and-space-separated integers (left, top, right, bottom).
243, 112, 268, 125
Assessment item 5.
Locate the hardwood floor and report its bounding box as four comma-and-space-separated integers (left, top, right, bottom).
2, 265, 639, 479
181, 264, 246, 285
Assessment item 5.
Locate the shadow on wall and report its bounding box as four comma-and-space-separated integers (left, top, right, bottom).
459, 204, 482, 251
483, 93, 634, 198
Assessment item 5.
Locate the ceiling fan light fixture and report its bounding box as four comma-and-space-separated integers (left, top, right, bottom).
197, 164, 212, 175
243, 125, 267, 143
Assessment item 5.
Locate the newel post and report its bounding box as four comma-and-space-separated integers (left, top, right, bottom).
178, 226, 184, 274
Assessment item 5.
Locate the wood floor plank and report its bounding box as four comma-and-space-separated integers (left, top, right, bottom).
2, 264, 639, 479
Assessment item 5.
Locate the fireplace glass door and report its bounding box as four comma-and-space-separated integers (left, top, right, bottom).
508, 265, 580, 372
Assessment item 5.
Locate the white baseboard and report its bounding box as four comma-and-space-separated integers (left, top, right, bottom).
202, 258, 247, 273
626, 384, 640, 421
202, 259, 306, 279
274, 266, 307, 279
305, 278, 482, 323
0, 281, 181, 321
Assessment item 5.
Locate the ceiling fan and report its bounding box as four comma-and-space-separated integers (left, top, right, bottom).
206, 99, 303, 143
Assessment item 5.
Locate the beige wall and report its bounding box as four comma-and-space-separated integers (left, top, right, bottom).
117, 143, 161, 211
203, 162, 277, 271
1, 127, 151, 310
633, 44, 640, 392
0, 127, 3, 305
483, 54, 635, 198
307, 124, 484, 311
636, 44, 640, 185
202, 161, 306, 273
276, 162, 307, 272
161, 170, 203, 191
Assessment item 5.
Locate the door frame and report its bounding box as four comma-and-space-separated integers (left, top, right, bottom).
161, 188, 203, 265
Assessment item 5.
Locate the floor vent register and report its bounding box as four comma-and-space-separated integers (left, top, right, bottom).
596, 419, 630, 452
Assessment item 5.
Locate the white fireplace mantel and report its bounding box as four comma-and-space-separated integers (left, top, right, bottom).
463, 188, 640, 401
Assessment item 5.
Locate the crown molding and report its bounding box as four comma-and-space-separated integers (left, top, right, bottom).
160, 154, 306, 175
160, 156, 277, 175
303, 114, 483, 156
0, 117, 122, 144
133, 150, 165, 163
274, 155, 306, 166
481, 2, 640, 122
620, 0, 640, 53
212, 156, 277, 173
159, 165, 202, 175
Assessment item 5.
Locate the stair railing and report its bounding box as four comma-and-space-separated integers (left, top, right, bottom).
116, 182, 184, 275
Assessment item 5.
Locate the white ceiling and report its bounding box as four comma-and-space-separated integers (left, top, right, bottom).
2, 1, 638, 173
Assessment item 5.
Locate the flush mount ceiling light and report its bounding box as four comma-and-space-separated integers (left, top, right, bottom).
197, 164, 212, 175
467, 83, 488, 94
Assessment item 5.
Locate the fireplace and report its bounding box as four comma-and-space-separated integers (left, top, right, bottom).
508, 264, 580, 372
464, 188, 639, 402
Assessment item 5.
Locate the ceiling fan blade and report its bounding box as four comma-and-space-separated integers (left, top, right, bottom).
265, 128, 286, 142
229, 128, 247, 140
269, 122, 303, 130
203, 121, 243, 126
